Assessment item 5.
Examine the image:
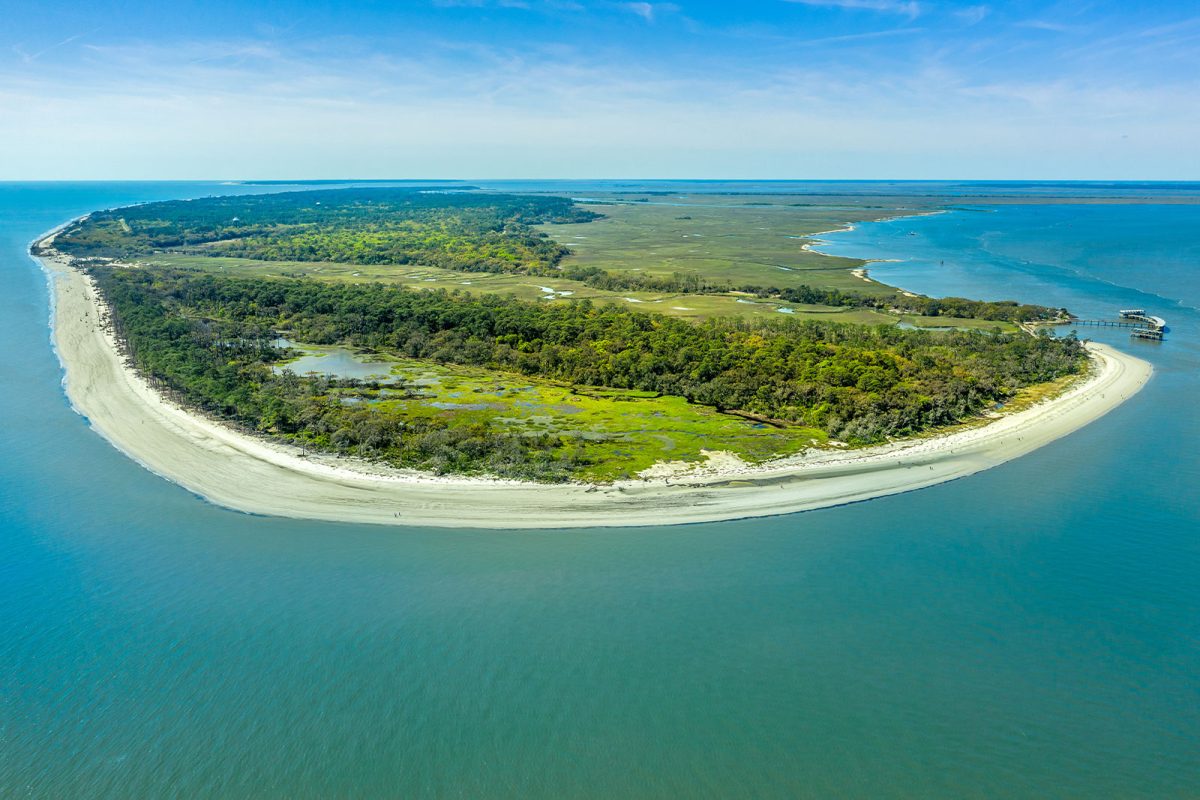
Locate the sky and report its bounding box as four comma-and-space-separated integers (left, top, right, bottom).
1, 0, 1198, 179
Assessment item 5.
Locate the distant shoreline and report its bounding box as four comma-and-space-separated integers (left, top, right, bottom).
801, 209, 945, 290
33, 221, 1152, 529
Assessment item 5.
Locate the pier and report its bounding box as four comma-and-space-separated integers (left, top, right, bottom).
1069, 319, 1140, 329
1066, 309, 1166, 340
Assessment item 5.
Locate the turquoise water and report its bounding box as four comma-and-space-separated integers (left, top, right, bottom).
1, 184, 1198, 797
816, 204, 1200, 322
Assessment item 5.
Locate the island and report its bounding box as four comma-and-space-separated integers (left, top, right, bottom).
33, 186, 1152, 528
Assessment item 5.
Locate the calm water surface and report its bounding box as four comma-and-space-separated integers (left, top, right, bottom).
1, 183, 1197, 797
274, 340, 402, 383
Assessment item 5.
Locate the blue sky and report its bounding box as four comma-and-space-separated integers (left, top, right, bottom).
2, 0, 1198, 179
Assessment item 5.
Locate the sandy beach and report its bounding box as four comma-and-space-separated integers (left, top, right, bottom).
35, 229, 1153, 529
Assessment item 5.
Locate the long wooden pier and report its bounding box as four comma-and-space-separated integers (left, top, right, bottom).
1069, 319, 1140, 329
1060, 309, 1167, 340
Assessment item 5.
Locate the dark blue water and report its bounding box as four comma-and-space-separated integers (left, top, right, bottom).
2, 184, 1198, 797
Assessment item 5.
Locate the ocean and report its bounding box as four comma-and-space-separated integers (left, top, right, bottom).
1, 182, 1197, 797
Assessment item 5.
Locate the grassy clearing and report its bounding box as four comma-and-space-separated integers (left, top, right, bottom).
897, 314, 1019, 333
285, 343, 827, 482
136, 253, 907, 324
140, 251, 1006, 330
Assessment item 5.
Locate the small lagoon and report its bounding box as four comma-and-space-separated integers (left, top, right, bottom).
273, 339, 401, 382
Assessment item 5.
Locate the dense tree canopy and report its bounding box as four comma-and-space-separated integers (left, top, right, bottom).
57, 187, 599, 275
90, 267, 1084, 480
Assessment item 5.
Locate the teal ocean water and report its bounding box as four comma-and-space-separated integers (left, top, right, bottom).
1, 183, 1197, 797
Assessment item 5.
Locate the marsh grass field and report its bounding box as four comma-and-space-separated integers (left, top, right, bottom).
135, 193, 1015, 331
542, 196, 915, 292
272, 334, 1086, 483
278, 341, 827, 481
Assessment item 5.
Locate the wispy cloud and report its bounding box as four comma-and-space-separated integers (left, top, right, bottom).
790, 26, 923, 46
1016, 19, 1074, 33
622, 2, 679, 23
1135, 15, 1200, 39
954, 5, 990, 26
782, 0, 922, 18
11, 29, 98, 64
625, 2, 654, 21
432, 0, 533, 8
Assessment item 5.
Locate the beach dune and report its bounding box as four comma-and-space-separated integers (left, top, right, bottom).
36, 230, 1153, 529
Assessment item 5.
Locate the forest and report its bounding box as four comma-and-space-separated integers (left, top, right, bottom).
88, 266, 1086, 481
57, 187, 599, 276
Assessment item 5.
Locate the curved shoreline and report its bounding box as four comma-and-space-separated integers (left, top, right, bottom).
34, 227, 1153, 529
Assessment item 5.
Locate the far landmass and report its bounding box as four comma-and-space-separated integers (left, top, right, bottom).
48, 187, 1085, 483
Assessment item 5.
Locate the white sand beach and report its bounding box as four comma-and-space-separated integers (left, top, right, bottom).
36, 229, 1152, 529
